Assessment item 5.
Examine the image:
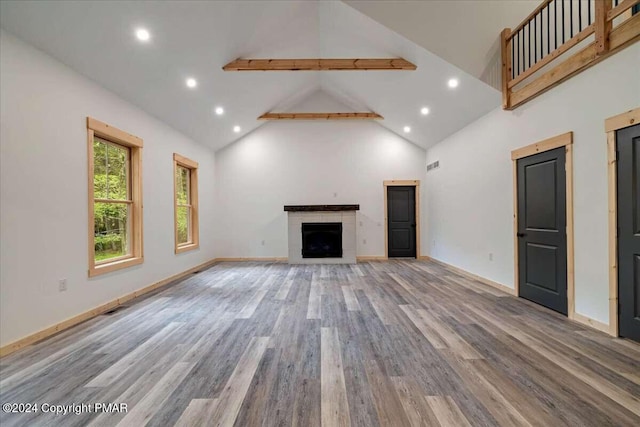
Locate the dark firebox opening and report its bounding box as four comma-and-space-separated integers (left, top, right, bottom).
301, 223, 342, 258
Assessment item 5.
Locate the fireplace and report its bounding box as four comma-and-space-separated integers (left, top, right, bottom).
302, 223, 342, 258
285, 205, 358, 264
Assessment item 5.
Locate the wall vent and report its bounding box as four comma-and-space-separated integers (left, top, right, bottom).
427, 160, 440, 172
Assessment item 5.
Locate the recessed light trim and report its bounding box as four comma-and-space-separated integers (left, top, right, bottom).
403, 126, 411, 133
135, 28, 150, 42
447, 78, 459, 89
420, 107, 430, 115
186, 78, 197, 89
233, 125, 241, 133
215, 106, 224, 115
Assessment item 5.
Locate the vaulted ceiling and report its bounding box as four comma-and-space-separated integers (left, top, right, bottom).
0, 0, 500, 151
346, 0, 537, 85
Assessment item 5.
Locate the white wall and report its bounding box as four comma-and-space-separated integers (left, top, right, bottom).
214, 91, 427, 259
0, 31, 217, 346
424, 43, 640, 325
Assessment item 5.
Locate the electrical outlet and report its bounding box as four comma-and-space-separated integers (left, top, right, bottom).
261, 240, 265, 246
489, 252, 493, 261
58, 278, 67, 292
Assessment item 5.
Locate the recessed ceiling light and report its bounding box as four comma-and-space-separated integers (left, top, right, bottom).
135, 28, 150, 42
448, 78, 459, 88
403, 126, 411, 133
233, 125, 241, 133
215, 106, 224, 115
186, 78, 197, 89
420, 107, 430, 115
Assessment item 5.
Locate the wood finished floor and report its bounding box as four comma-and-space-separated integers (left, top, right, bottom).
1, 260, 639, 427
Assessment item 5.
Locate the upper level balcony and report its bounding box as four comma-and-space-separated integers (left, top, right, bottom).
501, 0, 640, 109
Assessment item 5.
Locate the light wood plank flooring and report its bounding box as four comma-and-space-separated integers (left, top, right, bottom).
1, 260, 639, 426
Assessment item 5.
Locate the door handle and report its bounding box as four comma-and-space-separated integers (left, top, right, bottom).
517, 232, 527, 237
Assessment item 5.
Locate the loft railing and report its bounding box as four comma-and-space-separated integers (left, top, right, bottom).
501, 0, 640, 109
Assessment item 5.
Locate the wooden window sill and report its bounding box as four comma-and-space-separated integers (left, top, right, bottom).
175, 243, 200, 254
89, 256, 143, 277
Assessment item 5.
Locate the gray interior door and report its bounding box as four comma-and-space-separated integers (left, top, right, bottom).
517, 147, 568, 315
387, 186, 416, 258
617, 123, 640, 342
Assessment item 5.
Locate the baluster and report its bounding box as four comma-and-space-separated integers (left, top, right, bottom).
570, 0, 574, 38
528, 22, 532, 69
562, 0, 566, 43
512, 35, 515, 79
579, 0, 582, 31
540, 12, 543, 62
518, 30, 524, 74
523, 26, 526, 72
516, 32, 520, 76
525, 28, 527, 72
538, 12, 541, 62
555, 0, 558, 49
517, 30, 520, 75
513, 31, 520, 78
522, 28, 525, 73
533, 15, 537, 64
521, 29, 524, 73
588, 0, 591, 25
547, 4, 551, 55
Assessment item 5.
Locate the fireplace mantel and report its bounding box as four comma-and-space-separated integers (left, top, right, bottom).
284, 204, 359, 212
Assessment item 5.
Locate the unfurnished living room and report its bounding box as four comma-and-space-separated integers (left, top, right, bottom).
0, 0, 639, 426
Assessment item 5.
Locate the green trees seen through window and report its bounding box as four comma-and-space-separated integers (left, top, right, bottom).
176, 165, 191, 245
93, 138, 130, 262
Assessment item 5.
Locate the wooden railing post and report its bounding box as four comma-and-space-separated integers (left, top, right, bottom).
595, 0, 613, 55
501, 28, 512, 110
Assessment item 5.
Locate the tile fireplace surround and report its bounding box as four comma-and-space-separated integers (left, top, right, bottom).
284, 205, 359, 264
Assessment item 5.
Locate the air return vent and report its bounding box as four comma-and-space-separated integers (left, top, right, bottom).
102, 305, 129, 316
427, 160, 440, 172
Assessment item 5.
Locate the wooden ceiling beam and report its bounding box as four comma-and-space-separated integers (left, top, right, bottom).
223, 58, 416, 71
258, 112, 383, 120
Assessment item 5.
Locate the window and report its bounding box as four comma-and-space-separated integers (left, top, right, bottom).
87, 117, 143, 276
174, 153, 199, 253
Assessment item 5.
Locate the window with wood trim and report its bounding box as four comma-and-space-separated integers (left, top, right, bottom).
87, 117, 143, 277
174, 154, 199, 253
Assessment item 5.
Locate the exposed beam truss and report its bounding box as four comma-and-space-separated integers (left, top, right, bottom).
258, 112, 383, 120
223, 58, 416, 71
